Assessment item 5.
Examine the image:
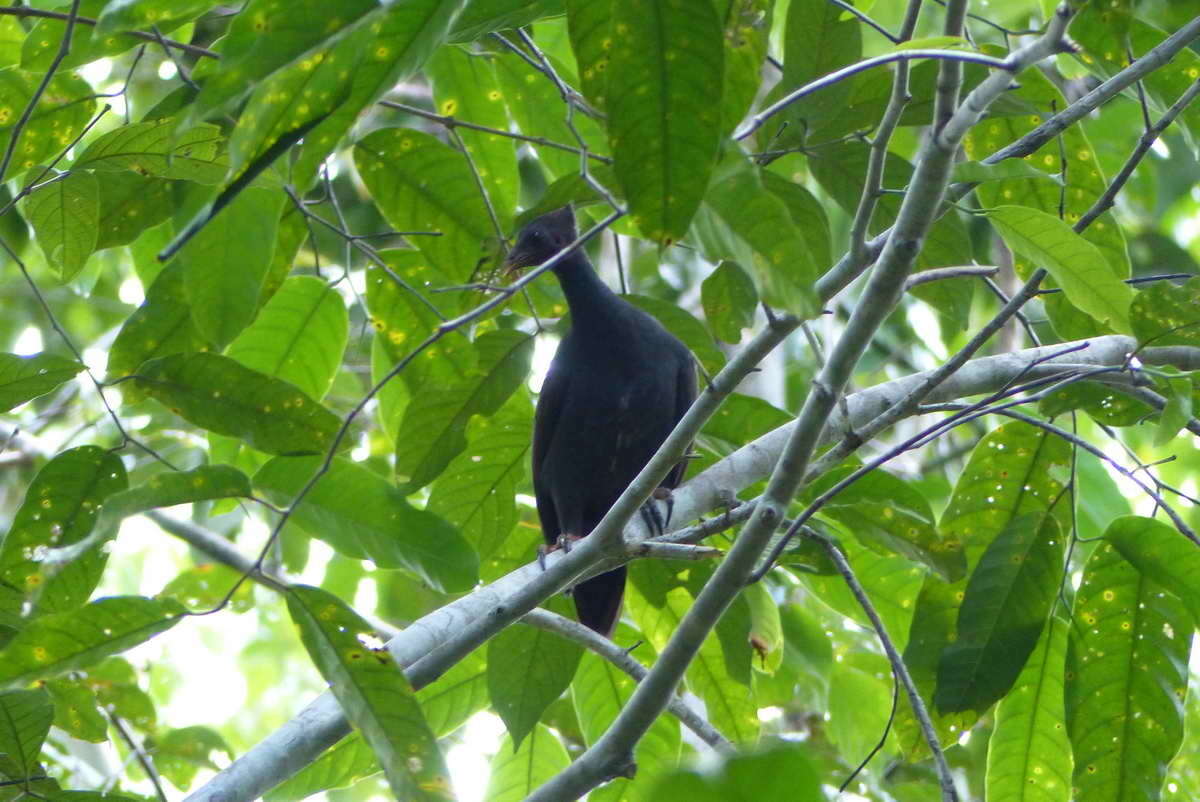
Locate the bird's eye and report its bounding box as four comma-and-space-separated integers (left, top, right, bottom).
529, 230, 543, 241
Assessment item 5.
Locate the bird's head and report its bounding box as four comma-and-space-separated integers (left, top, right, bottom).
504, 206, 577, 274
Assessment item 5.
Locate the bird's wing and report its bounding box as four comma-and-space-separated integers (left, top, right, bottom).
664, 354, 698, 489
532, 359, 570, 542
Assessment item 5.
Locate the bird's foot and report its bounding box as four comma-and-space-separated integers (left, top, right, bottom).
537, 534, 583, 569
640, 488, 675, 537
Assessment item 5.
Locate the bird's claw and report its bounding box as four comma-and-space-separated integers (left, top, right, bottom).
538, 534, 582, 570
640, 488, 675, 537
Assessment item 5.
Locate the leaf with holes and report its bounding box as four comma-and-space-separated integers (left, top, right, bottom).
287, 585, 452, 802
74, 118, 227, 184
1067, 540, 1191, 800
1131, 276, 1200, 348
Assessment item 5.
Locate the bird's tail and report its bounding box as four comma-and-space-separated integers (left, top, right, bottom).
573, 566, 626, 638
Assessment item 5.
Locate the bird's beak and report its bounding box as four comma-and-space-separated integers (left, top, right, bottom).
503, 246, 536, 275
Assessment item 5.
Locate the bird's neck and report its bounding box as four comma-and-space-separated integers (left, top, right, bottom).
553, 252, 623, 328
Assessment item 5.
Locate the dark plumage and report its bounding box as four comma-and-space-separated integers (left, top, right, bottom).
505, 207, 696, 636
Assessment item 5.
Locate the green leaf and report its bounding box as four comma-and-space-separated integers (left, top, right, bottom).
0, 446, 127, 615
179, 186, 285, 349
107, 262, 208, 400
985, 615, 1072, 802
134, 352, 341, 456
355, 127, 495, 282
1104, 515, 1200, 625
624, 294, 724, 376
953, 159, 1064, 185
1067, 540, 1191, 801
700, 262, 757, 344
95, 0, 221, 35
716, 0, 771, 138
494, 51, 608, 181
416, 648, 488, 737
940, 420, 1072, 568
264, 733, 379, 802
73, 118, 227, 184
488, 595, 583, 749
451, 0, 565, 43
427, 396, 531, 562
1154, 370, 1194, 445
484, 724, 570, 802
189, 0, 383, 122
570, 625, 679, 802
293, 0, 465, 186
1131, 276, 1200, 348
743, 581, 782, 674
0, 70, 96, 173
987, 205, 1132, 333
565, 0, 612, 111
607, 0, 724, 245
1039, 380, 1154, 427
645, 740, 823, 802
828, 661, 893, 761
152, 725, 233, 790
44, 677, 107, 743
394, 329, 534, 492
692, 154, 819, 315
428, 46, 519, 231
254, 456, 477, 593
93, 172, 175, 251
286, 585, 452, 802
99, 465, 252, 530
0, 352, 82, 412
0, 688, 53, 779
0, 596, 185, 688
159, 563, 255, 614
805, 466, 965, 582
20, 170, 98, 281
935, 515, 1064, 714
226, 276, 349, 402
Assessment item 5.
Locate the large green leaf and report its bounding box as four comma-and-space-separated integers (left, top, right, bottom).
264, 733, 379, 802
691, 154, 820, 315
700, 261, 757, 344
1104, 515, 1200, 626
99, 466, 252, 528
986, 614, 1072, 802
225, 276, 348, 402
0, 70, 96, 174
254, 456, 477, 593
1068, 541, 1191, 802
417, 648, 489, 737
427, 396, 530, 562
624, 294, 724, 376
107, 262, 208, 401
565, 0, 611, 111
179, 186, 285, 349
428, 46, 519, 231
44, 677, 107, 743
93, 172, 175, 251
0, 597, 185, 688
394, 329, 534, 492
355, 128, 495, 282
20, 170, 98, 282
644, 741, 823, 802
606, 0, 724, 245
450, 0, 564, 43
292, 0, 465, 185
805, 466, 964, 582
935, 515, 1063, 714
0, 446, 127, 615
940, 421, 1072, 568
73, 118, 227, 184
570, 625, 680, 802
0, 688, 53, 780
95, 0, 221, 35
0, 352, 82, 413
189, 0, 383, 122
986, 205, 1132, 333
135, 352, 341, 456
1131, 276, 1200, 348
715, 0, 771, 137
286, 585, 452, 802
484, 724, 570, 802
487, 595, 583, 749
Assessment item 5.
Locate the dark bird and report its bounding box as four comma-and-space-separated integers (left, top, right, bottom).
505, 207, 696, 637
